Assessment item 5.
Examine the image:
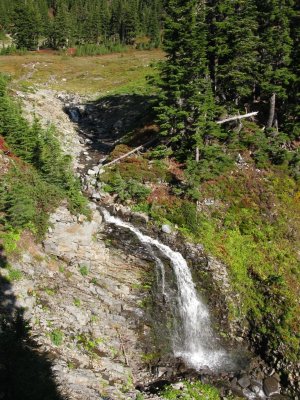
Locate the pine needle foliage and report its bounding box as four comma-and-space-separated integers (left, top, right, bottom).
0, 74, 87, 236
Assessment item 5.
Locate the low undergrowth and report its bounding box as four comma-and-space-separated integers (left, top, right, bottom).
161, 381, 241, 400
74, 43, 128, 57
100, 138, 300, 373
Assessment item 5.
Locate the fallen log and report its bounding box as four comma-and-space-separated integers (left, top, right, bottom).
102, 112, 259, 168
216, 111, 258, 124
103, 138, 157, 168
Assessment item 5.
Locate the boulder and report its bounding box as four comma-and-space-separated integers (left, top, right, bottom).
238, 374, 251, 389
263, 376, 280, 397
162, 224, 172, 234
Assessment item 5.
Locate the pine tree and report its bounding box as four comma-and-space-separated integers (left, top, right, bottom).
255, 0, 295, 129
47, 1, 71, 49
155, 0, 220, 161
11, 0, 42, 49
207, 0, 258, 108
284, 2, 300, 138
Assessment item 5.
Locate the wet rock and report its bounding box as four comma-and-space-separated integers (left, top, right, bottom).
92, 192, 101, 200
131, 212, 149, 225
263, 376, 280, 397
250, 380, 265, 398
238, 374, 251, 388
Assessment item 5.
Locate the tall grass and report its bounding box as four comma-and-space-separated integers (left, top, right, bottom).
0, 45, 27, 56
75, 43, 128, 57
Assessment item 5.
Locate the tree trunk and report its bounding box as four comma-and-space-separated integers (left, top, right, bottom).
267, 93, 276, 128
195, 146, 200, 163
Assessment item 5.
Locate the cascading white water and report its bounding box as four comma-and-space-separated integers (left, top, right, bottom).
102, 209, 232, 371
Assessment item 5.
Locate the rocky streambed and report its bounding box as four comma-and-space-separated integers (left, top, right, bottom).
0, 89, 295, 400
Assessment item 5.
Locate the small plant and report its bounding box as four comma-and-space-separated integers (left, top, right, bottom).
67, 361, 76, 369
0, 230, 21, 254
90, 277, 98, 285
79, 265, 89, 276
161, 381, 221, 400
73, 297, 81, 307
45, 288, 56, 296
90, 315, 98, 323
7, 266, 23, 282
50, 329, 64, 346
121, 373, 134, 393
59, 265, 65, 273
76, 334, 103, 354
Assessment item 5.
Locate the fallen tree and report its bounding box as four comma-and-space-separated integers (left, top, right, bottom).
103, 111, 259, 167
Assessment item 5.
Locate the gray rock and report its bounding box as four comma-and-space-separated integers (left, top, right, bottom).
238, 374, 251, 389
92, 192, 101, 200
263, 376, 280, 397
162, 224, 172, 234
131, 212, 149, 225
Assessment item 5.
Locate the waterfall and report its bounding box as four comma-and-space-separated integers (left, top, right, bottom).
102, 209, 233, 371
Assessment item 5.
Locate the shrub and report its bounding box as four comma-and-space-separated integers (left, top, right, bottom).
162, 381, 221, 400
50, 329, 64, 346
79, 265, 89, 276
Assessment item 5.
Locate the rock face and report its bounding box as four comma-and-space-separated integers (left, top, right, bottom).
0, 205, 156, 399
17, 89, 85, 169
43, 205, 103, 265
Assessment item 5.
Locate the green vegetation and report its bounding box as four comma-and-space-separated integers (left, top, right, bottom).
161, 381, 221, 400
79, 265, 89, 277
0, 74, 88, 238
49, 329, 64, 346
6, 266, 23, 282
75, 43, 128, 57
0, 0, 163, 50
0, 49, 163, 95
73, 298, 81, 307
0, 45, 27, 56
75, 333, 103, 354
153, 0, 299, 171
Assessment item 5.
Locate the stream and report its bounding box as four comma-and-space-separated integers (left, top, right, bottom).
102, 209, 235, 372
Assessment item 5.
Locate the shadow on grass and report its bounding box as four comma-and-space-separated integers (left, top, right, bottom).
0, 244, 65, 400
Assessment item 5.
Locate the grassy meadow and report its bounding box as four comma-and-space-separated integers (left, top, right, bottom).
0, 49, 163, 95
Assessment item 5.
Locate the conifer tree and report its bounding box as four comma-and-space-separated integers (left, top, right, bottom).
207, 0, 258, 108
155, 0, 220, 161
255, 0, 295, 129
284, 2, 300, 137
11, 0, 42, 49
47, 1, 71, 48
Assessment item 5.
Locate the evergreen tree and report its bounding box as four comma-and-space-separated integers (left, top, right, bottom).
255, 0, 295, 129
155, 0, 220, 161
47, 1, 71, 48
284, 2, 300, 138
207, 0, 258, 108
11, 0, 42, 49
